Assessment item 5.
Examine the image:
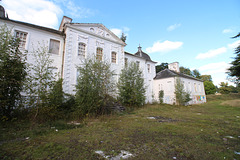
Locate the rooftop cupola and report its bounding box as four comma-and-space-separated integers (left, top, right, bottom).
138, 45, 143, 57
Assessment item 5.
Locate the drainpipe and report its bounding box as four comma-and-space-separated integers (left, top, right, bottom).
61, 34, 66, 79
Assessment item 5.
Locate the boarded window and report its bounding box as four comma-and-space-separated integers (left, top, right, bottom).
147, 64, 150, 73
136, 61, 140, 68
15, 30, 27, 49
111, 52, 117, 63
125, 58, 128, 66
78, 42, 86, 57
49, 39, 60, 54
96, 47, 103, 61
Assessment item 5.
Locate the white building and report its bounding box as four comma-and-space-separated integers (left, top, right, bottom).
124, 46, 157, 103
0, 10, 156, 103
0, 5, 206, 105
153, 62, 206, 105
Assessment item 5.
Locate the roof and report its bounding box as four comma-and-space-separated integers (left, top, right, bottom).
125, 46, 157, 63
0, 17, 63, 35
154, 69, 203, 82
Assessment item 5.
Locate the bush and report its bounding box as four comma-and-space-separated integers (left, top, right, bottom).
158, 90, 164, 104
117, 62, 146, 107
0, 25, 27, 119
75, 58, 115, 116
175, 78, 192, 105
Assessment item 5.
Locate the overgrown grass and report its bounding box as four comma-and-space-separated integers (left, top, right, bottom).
1, 94, 240, 159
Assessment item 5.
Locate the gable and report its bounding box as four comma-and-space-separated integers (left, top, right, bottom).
66, 23, 126, 46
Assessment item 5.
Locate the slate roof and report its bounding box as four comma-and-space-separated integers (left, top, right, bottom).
154, 69, 203, 82
125, 46, 157, 63
0, 17, 63, 35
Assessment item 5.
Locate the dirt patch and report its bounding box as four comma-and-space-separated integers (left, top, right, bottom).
221, 99, 240, 107
147, 116, 178, 123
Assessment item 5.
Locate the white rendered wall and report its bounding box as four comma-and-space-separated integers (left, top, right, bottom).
153, 77, 206, 105
0, 20, 64, 80
62, 26, 125, 95
124, 54, 156, 103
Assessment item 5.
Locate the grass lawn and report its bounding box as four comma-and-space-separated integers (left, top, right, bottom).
1, 94, 240, 159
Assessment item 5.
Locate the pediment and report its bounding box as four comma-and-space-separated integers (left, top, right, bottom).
69, 23, 126, 46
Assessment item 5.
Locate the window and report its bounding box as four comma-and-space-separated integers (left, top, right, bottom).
15, 30, 27, 49
96, 47, 103, 61
125, 58, 128, 66
194, 83, 197, 92
78, 42, 86, 57
147, 64, 150, 73
49, 39, 60, 54
136, 61, 140, 68
111, 52, 117, 63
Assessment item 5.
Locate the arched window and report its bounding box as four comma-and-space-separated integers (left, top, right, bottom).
78, 42, 86, 57
96, 47, 103, 61
111, 52, 117, 63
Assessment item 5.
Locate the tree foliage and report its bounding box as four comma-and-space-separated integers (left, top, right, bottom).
120, 32, 127, 43
0, 25, 27, 119
174, 78, 191, 105
180, 66, 193, 76
156, 62, 168, 73
24, 43, 56, 121
118, 62, 146, 107
228, 32, 240, 84
204, 81, 216, 95
158, 90, 164, 104
75, 58, 114, 116
200, 75, 212, 82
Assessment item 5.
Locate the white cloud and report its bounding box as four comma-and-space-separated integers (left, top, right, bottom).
195, 47, 227, 59
228, 40, 240, 49
198, 62, 230, 75
110, 28, 122, 37
222, 28, 233, 34
167, 23, 181, 31
65, 1, 94, 19
146, 40, 183, 53
2, 0, 63, 29
110, 27, 130, 38
198, 62, 232, 86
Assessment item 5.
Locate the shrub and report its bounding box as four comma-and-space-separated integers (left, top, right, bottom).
75, 58, 115, 116
117, 62, 146, 107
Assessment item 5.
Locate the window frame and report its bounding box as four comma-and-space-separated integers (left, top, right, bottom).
111, 51, 117, 64
96, 47, 103, 61
78, 42, 86, 57
14, 30, 28, 49
49, 39, 60, 55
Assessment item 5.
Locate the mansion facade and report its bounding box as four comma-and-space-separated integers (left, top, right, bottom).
0, 8, 206, 105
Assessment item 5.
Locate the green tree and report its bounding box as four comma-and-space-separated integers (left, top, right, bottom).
180, 66, 193, 76
192, 69, 201, 78
204, 81, 216, 95
24, 43, 56, 120
219, 82, 232, 94
174, 78, 191, 105
158, 90, 164, 104
0, 25, 27, 119
120, 32, 127, 43
228, 32, 240, 84
75, 58, 114, 116
118, 62, 146, 107
200, 75, 212, 82
156, 62, 168, 73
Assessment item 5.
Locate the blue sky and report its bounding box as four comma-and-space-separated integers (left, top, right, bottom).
1, 0, 240, 86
